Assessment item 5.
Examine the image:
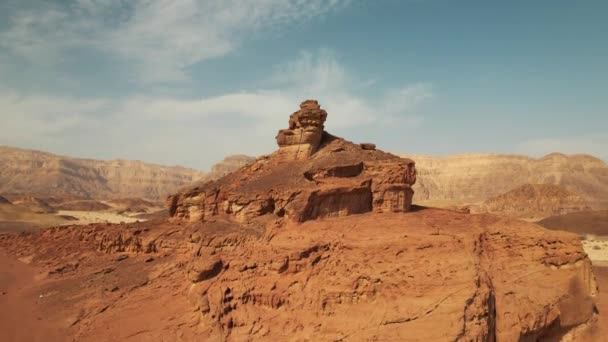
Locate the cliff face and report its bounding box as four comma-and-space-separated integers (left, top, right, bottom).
404, 153, 608, 209
477, 183, 591, 219
0, 146, 206, 200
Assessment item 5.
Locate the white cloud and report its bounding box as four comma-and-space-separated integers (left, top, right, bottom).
0, 50, 431, 169
0, 92, 105, 139
518, 134, 608, 161
0, 0, 350, 83
123, 50, 431, 130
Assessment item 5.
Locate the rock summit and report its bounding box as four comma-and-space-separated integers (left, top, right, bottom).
167, 100, 417, 224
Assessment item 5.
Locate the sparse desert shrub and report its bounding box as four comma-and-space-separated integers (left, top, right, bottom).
593, 245, 602, 250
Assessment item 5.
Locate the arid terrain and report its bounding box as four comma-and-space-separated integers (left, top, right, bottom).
0, 100, 606, 341
0, 146, 255, 202
405, 153, 608, 211
0, 154, 254, 233
0, 146, 206, 201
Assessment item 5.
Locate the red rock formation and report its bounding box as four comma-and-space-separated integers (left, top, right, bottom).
180, 211, 598, 341
167, 100, 417, 223
275, 99, 328, 160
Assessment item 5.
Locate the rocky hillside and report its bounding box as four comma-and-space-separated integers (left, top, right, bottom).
0, 146, 254, 201
404, 153, 608, 209
476, 183, 591, 219
207, 155, 256, 179
168, 100, 417, 224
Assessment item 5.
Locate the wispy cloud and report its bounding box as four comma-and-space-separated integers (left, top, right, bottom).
124, 50, 432, 130
0, 0, 351, 83
0, 50, 432, 169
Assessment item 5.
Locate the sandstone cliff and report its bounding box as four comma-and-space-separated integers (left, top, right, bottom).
476, 183, 591, 220
0, 146, 206, 200
404, 153, 608, 209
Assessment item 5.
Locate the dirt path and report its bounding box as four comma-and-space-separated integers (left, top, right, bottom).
0, 250, 66, 342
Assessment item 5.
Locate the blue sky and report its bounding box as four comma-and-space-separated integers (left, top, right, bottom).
0, 0, 606, 169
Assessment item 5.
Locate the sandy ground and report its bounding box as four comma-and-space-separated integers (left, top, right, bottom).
583, 236, 608, 267
0, 251, 67, 341
0, 244, 197, 341
0, 204, 146, 232
56, 210, 141, 225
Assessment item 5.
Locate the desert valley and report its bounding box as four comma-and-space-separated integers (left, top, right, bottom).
1, 100, 608, 341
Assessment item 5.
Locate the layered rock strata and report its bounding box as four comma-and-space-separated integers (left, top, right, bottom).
275, 99, 328, 160
167, 100, 417, 224
477, 183, 592, 219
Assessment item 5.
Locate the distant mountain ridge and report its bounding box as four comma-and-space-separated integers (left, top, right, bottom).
4, 145, 607, 208
0, 146, 251, 201
477, 183, 591, 219
400, 152, 608, 209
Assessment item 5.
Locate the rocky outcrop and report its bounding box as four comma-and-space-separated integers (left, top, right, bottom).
2, 206, 598, 341
180, 210, 598, 341
476, 183, 591, 219
404, 153, 608, 210
275, 100, 327, 161
0, 195, 12, 205
167, 100, 417, 224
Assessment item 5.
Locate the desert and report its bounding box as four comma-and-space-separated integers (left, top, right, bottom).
2, 2, 607, 341
2, 100, 608, 341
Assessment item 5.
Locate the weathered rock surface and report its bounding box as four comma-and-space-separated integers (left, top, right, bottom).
181, 211, 598, 341
475, 183, 591, 220
275, 99, 328, 160
0, 208, 598, 341
404, 153, 608, 210
167, 100, 417, 224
